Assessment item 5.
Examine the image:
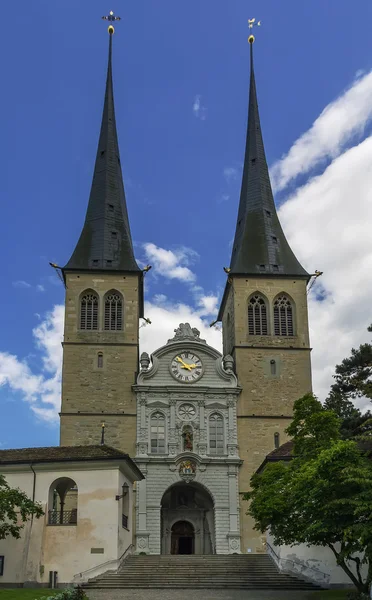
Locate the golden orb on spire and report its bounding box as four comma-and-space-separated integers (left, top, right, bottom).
108, 25, 115, 34
248, 34, 255, 44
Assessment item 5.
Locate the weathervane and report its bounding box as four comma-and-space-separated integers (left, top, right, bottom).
248, 18, 261, 44
102, 10, 121, 34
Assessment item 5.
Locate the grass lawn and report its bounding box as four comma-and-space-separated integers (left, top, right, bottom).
0, 590, 60, 600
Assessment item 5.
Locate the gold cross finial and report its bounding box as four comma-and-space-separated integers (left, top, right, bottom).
248, 18, 261, 44
102, 10, 121, 35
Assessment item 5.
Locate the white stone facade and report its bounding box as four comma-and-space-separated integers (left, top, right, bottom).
0, 456, 142, 586
133, 324, 242, 555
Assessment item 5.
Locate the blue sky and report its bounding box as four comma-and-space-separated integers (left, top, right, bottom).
2, 0, 372, 449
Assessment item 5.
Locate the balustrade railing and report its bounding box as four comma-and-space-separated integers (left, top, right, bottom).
48, 509, 77, 525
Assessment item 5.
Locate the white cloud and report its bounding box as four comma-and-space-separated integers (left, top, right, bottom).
0, 306, 64, 423
12, 280, 31, 289
271, 69, 372, 191
278, 131, 372, 413
197, 295, 219, 317
192, 95, 207, 120
143, 243, 197, 282
140, 301, 222, 357
223, 167, 239, 183
37, 284, 45, 292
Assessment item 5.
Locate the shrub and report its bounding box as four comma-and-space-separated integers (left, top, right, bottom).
38, 586, 88, 600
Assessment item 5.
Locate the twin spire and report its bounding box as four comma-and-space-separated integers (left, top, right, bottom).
64, 19, 307, 283
229, 38, 308, 278
64, 23, 140, 273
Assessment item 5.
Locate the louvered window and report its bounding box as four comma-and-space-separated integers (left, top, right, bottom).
150, 412, 165, 454
248, 294, 268, 335
104, 292, 123, 331
209, 413, 224, 455
80, 292, 98, 330
274, 295, 294, 336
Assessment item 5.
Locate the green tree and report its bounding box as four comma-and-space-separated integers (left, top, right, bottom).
0, 474, 43, 539
324, 323, 372, 439
245, 395, 372, 594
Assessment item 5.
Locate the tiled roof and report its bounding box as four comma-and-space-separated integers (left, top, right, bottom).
257, 439, 372, 473
0, 445, 144, 478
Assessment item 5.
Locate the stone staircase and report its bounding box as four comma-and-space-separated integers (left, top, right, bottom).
82, 554, 322, 590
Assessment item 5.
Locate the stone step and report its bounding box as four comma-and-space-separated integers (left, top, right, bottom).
84, 585, 319, 590
83, 554, 322, 591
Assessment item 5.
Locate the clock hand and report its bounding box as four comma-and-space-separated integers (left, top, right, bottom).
175, 356, 192, 371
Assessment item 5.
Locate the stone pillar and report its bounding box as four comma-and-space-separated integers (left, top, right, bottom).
197, 397, 207, 455
168, 398, 178, 456
227, 465, 241, 553
136, 465, 150, 553
136, 394, 148, 457
227, 396, 238, 457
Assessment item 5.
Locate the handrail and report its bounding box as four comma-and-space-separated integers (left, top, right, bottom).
266, 541, 329, 581
73, 542, 134, 581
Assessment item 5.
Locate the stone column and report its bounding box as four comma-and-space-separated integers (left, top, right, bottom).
227, 396, 238, 457
197, 397, 207, 455
136, 394, 148, 457
227, 464, 241, 553
136, 465, 150, 553
168, 398, 178, 456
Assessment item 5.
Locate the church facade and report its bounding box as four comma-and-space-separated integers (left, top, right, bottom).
57, 27, 312, 557
134, 324, 241, 555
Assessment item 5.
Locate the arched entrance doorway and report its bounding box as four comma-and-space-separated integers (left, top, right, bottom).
171, 520, 194, 554
161, 482, 215, 554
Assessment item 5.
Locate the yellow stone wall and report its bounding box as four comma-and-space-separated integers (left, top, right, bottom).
60, 272, 140, 454
222, 276, 312, 553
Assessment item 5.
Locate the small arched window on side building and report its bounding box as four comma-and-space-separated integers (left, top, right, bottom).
248, 294, 268, 335
104, 290, 123, 331
80, 290, 99, 330
274, 432, 280, 449
273, 294, 294, 336
48, 477, 78, 525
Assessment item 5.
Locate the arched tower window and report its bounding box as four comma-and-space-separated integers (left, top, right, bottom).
209, 413, 224, 455
248, 294, 268, 335
80, 291, 98, 330
150, 412, 165, 454
104, 290, 123, 331
274, 295, 294, 336
274, 432, 280, 449
97, 353, 103, 368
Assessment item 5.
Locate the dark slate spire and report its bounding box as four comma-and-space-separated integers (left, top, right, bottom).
229, 39, 308, 278
64, 30, 140, 273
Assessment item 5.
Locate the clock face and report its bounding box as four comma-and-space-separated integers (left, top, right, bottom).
170, 352, 203, 383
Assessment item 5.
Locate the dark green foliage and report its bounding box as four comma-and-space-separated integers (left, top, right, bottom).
324, 323, 372, 439
245, 394, 372, 594
38, 586, 89, 600
0, 474, 43, 540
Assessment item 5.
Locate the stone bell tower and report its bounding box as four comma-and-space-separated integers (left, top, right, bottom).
217, 36, 312, 552
59, 21, 143, 455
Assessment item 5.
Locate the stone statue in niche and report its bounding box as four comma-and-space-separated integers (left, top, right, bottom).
183, 427, 193, 451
